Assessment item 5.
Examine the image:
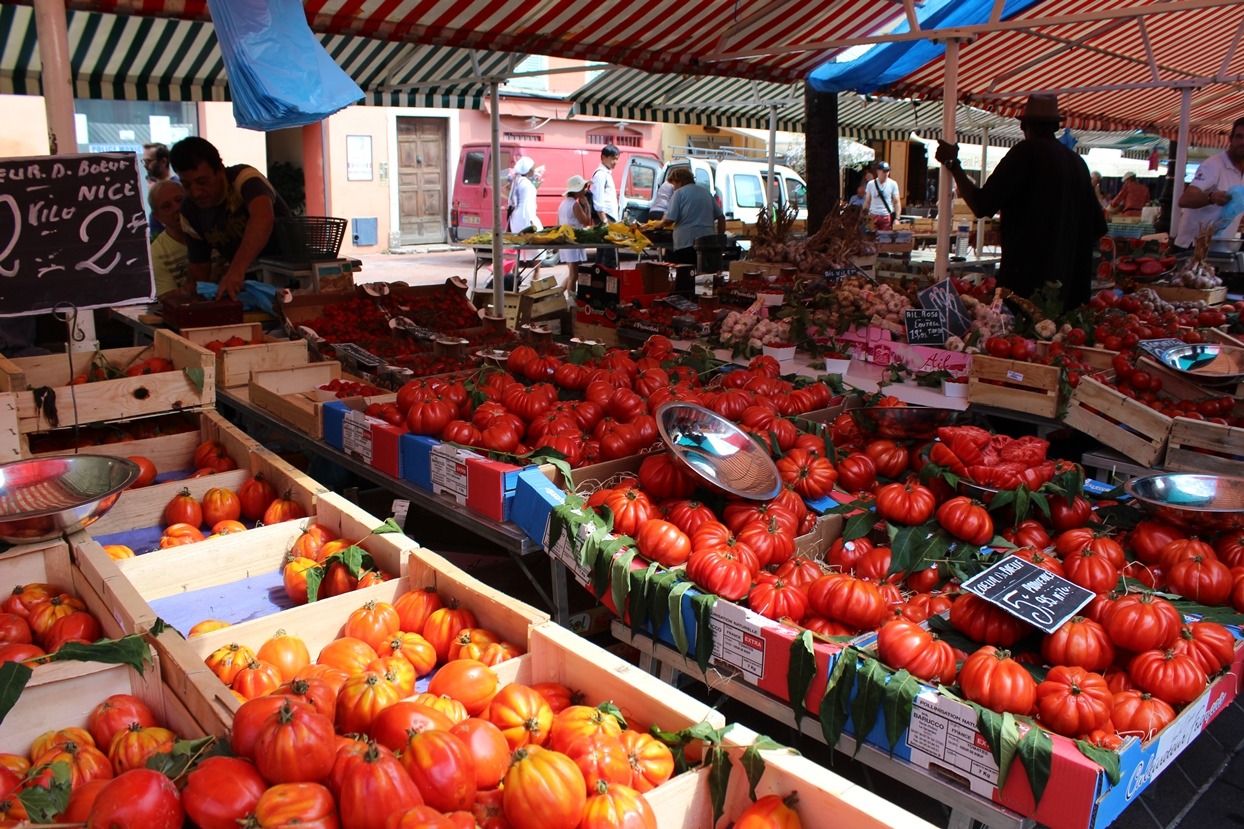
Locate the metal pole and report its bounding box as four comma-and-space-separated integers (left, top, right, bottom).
767, 104, 778, 209
1170, 87, 1193, 243
976, 127, 989, 259
489, 81, 504, 319
935, 39, 960, 281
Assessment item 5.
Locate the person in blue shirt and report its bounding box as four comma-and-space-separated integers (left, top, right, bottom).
654, 166, 725, 266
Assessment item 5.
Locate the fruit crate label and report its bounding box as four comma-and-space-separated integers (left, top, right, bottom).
341, 410, 374, 463
606, 275, 619, 294
708, 600, 769, 683
961, 554, 1093, 634
1006, 370, 1024, 382
390, 317, 437, 341
543, 517, 591, 588
905, 690, 1003, 798
1147, 692, 1214, 789
430, 445, 479, 503
333, 342, 384, 370
1138, 337, 1187, 361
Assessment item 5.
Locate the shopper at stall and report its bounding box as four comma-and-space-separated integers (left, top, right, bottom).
654, 166, 726, 266
935, 94, 1106, 309
143, 143, 177, 238
648, 169, 676, 221
1174, 117, 1244, 250
1090, 171, 1109, 208
1109, 172, 1150, 217
558, 175, 592, 293
169, 136, 291, 301
848, 181, 868, 208
148, 179, 192, 297
864, 161, 901, 230
504, 156, 542, 288
592, 144, 621, 267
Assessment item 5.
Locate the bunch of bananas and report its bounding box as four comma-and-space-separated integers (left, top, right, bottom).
604, 222, 653, 254
522, 225, 578, 244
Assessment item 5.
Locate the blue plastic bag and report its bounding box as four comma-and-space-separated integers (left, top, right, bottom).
207, 0, 363, 131
194, 280, 277, 314
1215, 185, 1244, 236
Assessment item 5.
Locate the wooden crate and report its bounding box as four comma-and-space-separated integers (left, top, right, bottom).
71, 490, 412, 635
968, 354, 1064, 419
177, 322, 310, 388
1164, 415, 1244, 474
571, 320, 621, 348
1152, 284, 1228, 305
168, 547, 551, 736
0, 329, 215, 434
250, 361, 375, 439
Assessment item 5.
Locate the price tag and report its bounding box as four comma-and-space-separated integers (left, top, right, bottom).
341, 410, 374, 463
390, 499, 410, 528
429, 445, 480, 503
1006, 370, 1025, 382
1139, 337, 1188, 361
708, 600, 770, 683
660, 295, 699, 312
333, 342, 383, 370
904, 309, 945, 345
961, 555, 1094, 634
390, 317, 437, 340
823, 268, 855, 283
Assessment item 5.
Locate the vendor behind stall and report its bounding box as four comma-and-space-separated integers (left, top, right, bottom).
169, 137, 291, 300
1109, 172, 1150, 217
654, 166, 726, 266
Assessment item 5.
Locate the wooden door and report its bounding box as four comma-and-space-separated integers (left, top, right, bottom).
397, 117, 447, 244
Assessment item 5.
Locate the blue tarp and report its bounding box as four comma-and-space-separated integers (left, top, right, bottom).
808, 0, 1045, 94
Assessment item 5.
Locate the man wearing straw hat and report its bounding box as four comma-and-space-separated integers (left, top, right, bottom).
936, 94, 1106, 310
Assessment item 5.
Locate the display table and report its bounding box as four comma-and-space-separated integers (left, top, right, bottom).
470, 243, 620, 295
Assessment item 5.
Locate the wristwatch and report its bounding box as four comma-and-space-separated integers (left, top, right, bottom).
945, 159, 962, 170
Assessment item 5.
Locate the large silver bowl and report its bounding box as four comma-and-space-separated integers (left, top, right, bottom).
655, 403, 781, 500
0, 456, 139, 544
1155, 343, 1244, 386
849, 406, 976, 440
1123, 473, 1244, 533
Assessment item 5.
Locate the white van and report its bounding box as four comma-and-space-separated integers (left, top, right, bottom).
624, 154, 807, 226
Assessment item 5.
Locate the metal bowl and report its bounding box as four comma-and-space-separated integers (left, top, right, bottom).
655, 403, 781, 500
1123, 473, 1244, 533
0, 456, 139, 544
849, 406, 976, 440
1155, 343, 1244, 386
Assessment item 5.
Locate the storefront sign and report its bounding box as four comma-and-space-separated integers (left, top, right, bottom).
0, 153, 153, 316
904, 309, 946, 346
961, 554, 1093, 634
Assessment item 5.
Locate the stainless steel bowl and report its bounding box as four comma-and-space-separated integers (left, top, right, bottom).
0, 456, 139, 544
655, 403, 781, 500
849, 406, 976, 440
1155, 343, 1244, 386
1123, 473, 1244, 533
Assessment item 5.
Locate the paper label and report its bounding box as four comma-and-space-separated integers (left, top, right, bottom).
1006, 370, 1024, 382
708, 600, 769, 683
544, 516, 591, 587
906, 691, 1001, 798
342, 410, 374, 463
390, 499, 410, 528
606, 275, 619, 294
430, 445, 479, 503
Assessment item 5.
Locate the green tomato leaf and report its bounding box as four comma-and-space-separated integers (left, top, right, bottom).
628, 563, 659, 636
888, 524, 951, 577
693, 592, 718, 676
818, 650, 859, 754
987, 487, 1016, 513
38, 634, 151, 676
17, 761, 72, 823
667, 581, 694, 657
841, 511, 875, 542
849, 658, 887, 758
372, 518, 403, 534
787, 630, 816, 727
145, 735, 225, 780
882, 669, 921, 755
597, 702, 628, 731
1076, 739, 1122, 785
1017, 722, 1054, 804
0, 660, 33, 728
304, 563, 325, 604
182, 366, 206, 394
741, 743, 767, 800
610, 549, 638, 622
648, 570, 681, 636
708, 745, 731, 827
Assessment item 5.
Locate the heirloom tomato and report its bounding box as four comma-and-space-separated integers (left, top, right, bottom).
85, 769, 182, 829
1034, 665, 1113, 736
1170, 622, 1235, 676
400, 730, 476, 813
748, 576, 808, 623
449, 717, 511, 790
163, 488, 202, 528
581, 780, 658, 829
250, 782, 338, 829
949, 594, 1033, 648
874, 482, 936, 526
635, 519, 691, 568
876, 619, 957, 683
487, 683, 554, 750
200, 487, 241, 527
958, 646, 1037, 715
1167, 555, 1232, 605
1040, 616, 1114, 672
1110, 690, 1175, 741
1102, 592, 1181, 652
1128, 649, 1207, 706
251, 700, 336, 784
936, 497, 994, 546
339, 745, 425, 829
1127, 519, 1184, 565
426, 658, 498, 716
502, 746, 587, 829
807, 574, 887, 631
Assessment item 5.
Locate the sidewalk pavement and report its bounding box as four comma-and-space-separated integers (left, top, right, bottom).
353, 245, 572, 289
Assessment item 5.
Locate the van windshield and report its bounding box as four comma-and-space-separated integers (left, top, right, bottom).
462, 151, 485, 185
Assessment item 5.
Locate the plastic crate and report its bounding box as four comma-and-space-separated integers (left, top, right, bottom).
274, 216, 348, 262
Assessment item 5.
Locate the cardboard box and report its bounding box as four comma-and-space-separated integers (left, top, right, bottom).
836, 325, 971, 378
177, 322, 310, 388
321, 397, 404, 478
0, 329, 215, 435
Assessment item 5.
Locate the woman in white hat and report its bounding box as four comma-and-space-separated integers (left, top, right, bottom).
506, 156, 542, 287
559, 175, 592, 291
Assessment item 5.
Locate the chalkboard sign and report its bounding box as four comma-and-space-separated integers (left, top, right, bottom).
904, 309, 946, 345
917, 279, 972, 338
660, 295, 699, 312
0, 153, 153, 317
332, 342, 383, 370
961, 554, 1094, 634
1139, 338, 1187, 361
823, 268, 855, 283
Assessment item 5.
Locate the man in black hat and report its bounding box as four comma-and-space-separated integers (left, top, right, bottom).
936, 94, 1106, 310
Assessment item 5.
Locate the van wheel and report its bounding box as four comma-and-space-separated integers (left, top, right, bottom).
540, 251, 561, 267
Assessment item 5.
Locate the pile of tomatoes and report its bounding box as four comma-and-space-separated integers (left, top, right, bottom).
203, 334, 263, 354
70, 355, 174, 385
979, 335, 1101, 388
27, 413, 202, 455
1100, 352, 1243, 425
319, 379, 387, 399
0, 580, 105, 664
0, 691, 196, 826
276, 521, 398, 607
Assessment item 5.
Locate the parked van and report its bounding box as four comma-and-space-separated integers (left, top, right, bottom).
450, 143, 663, 241
628, 155, 808, 226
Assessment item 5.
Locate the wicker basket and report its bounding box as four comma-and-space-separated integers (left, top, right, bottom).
274, 216, 348, 262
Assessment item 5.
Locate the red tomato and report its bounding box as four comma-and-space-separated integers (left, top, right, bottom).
86, 769, 182, 829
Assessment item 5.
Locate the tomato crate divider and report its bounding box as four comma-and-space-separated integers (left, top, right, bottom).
71, 490, 411, 636
167, 547, 550, 736
176, 322, 311, 388
249, 361, 377, 439
0, 328, 215, 435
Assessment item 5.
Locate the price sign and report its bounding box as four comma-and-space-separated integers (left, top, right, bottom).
0, 153, 153, 316
389, 316, 436, 340
332, 342, 383, 370
823, 268, 855, 283
660, 295, 699, 312
917, 279, 972, 338
904, 309, 946, 346
961, 555, 1094, 634
1139, 338, 1187, 361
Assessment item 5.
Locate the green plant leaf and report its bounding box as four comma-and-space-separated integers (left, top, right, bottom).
888, 523, 951, 577
1076, 739, 1122, 785
841, 511, 874, 542
881, 669, 921, 755
150, 617, 170, 636
693, 592, 718, 675
372, 518, 403, 534
0, 660, 33, 727
667, 581, 694, 657
304, 563, 325, 604
849, 658, 887, 758
145, 735, 225, 780
787, 630, 816, 727
987, 487, 1016, 513
1017, 723, 1054, 804
708, 745, 731, 827
741, 743, 767, 800
628, 563, 659, 636
17, 761, 71, 822
37, 634, 151, 675
597, 702, 628, 731
648, 570, 681, 636
818, 650, 859, 753
611, 549, 638, 622
182, 366, 205, 394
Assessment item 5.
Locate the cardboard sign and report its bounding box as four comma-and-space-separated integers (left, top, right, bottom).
1138, 337, 1188, 361
823, 268, 855, 283
961, 554, 1094, 634
660, 294, 699, 312
904, 308, 946, 346
917, 279, 972, 338
0, 153, 153, 316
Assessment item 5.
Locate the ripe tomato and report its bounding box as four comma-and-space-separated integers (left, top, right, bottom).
807, 574, 887, 631
1102, 592, 1181, 652
126, 456, 157, 488
205, 641, 257, 686
774, 449, 837, 500
163, 488, 202, 528
256, 631, 311, 682
449, 718, 510, 790
232, 660, 284, 701
422, 603, 478, 663
958, 646, 1037, 716
393, 587, 442, 635
581, 781, 658, 829
193, 440, 235, 472
1062, 549, 1121, 593
685, 546, 757, 601
748, 576, 809, 623
502, 746, 587, 829
1170, 622, 1236, 676
616, 730, 674, 792
251, 700, 337, 784
876, 619, 957, 683
339, 745, 426, 829
107, 724, 176, 774
400, 730, 478, 813
1128, 649, 1207, 706
159, 522, 205, 549
596, 486, 656, 537
182, 756, 267, 829
426, 659, 499, 717
1047, 494, 1094, 533
936, 497, 994, 546
634, 519, 691, 568
874, 482, 937, 526
1110, 690, 1175, 741
836, 452, 877, 492
201, 487, 242, 527
250, 782, 338, 829
566, 734, 633, 791
88, 694, 156, 750
376, 631, 437, 677
1040, 616, 1114, 672
238, 474, 278, 522
949, 594, 1033, 648
342, 600, 402, 653
263, 493, 307, 525
1167, 555, 1232, 605
733, 793, 800, 829
85, 769, 182, 829
1034, 665, 1112, 736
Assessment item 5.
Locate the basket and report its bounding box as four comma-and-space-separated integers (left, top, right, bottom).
274, 216, 347, 262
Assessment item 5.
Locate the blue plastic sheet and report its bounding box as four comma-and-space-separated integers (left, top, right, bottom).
207, 0, 363, 131
195, 279, 277, 314
1216, 185, 1244, 236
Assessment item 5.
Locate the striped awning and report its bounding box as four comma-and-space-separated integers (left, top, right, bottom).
0, 5, 527, 109
878, 0, 1244, 146
49, 0, 910, 85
